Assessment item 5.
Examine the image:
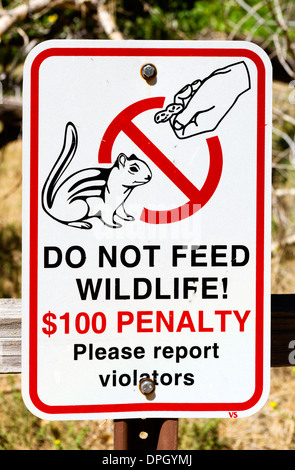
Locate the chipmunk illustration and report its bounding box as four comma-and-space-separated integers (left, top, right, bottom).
41, 122, 152, 229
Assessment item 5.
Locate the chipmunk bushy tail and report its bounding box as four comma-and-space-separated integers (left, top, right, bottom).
41, 122, 78, 217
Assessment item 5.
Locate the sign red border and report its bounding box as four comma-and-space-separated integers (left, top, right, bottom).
28, 46, 267, 416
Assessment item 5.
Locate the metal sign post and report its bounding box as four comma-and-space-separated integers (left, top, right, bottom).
113, 418, 178, 450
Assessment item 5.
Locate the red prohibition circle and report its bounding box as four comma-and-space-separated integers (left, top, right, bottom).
98, 97, 223, 224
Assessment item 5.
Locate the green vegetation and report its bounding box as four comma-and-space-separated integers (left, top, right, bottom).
0, 224, 21, 298
178, 418, 228, 450
0, 376, 90, 450
0, 1, 295, 97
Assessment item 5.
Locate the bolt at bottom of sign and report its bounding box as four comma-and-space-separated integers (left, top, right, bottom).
139, 377, 156, 396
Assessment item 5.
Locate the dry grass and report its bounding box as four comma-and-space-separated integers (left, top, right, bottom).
216, 256, 295, 450
218, 367, 295, 450
0, 374, 114, 450
0, 139, 22, 227
0, 140, 22, 298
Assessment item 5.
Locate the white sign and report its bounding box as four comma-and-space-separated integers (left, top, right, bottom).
22, 40, 272, 420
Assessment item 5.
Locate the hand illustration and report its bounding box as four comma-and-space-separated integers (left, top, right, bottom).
154, 61, 251, 139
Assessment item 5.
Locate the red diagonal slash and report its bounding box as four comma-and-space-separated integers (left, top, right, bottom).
98, 97, 223, 224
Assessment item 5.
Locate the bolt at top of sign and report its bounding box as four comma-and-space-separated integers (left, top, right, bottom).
141, 63, 157, 80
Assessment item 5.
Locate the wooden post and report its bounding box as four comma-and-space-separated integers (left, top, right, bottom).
113, 418, 178, 450
2, 295, 295, 449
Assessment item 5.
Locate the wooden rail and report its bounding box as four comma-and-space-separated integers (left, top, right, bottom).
0, 299, 21, 373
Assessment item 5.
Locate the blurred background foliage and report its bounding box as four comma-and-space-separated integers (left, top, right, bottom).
0, 0, 294, 103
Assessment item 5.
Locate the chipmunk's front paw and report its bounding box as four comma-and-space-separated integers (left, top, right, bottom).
115, 205, 135, 222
